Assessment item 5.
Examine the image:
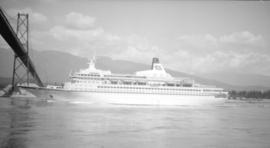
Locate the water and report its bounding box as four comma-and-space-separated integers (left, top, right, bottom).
0, 97, 270, 148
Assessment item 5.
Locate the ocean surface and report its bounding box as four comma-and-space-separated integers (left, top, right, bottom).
0, 97, 270, 148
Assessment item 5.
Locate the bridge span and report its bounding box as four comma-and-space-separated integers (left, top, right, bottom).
0, 8, 44, 87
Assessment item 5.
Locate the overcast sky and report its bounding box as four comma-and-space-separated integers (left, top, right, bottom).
1, 0, 270, 76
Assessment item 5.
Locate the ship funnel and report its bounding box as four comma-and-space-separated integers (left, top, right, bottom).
151, 57, 160, 69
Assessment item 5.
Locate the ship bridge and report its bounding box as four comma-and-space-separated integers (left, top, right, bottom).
136, 58, 173, 80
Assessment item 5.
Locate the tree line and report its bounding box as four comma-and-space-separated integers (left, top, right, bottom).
229, 90, 270, 99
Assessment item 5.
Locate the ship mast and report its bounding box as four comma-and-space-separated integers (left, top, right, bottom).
88, 56, 96, 70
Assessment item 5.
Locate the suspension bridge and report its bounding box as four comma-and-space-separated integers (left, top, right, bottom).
0, 7, 44, 95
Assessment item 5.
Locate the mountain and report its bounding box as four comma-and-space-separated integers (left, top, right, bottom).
201, 72, 270, 90
1, 48, 270, 90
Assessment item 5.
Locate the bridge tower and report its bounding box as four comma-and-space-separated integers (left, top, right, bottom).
0, 8, 44, 96
11, 13, 30, 91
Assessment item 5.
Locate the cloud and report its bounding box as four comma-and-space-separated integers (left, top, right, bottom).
220, 31, 263, 45
31, 12, 47, 23
170, 31, 267, 74
7, 8, 48, 24
37, 27, 269, 75
177, 34, 218, 48
38, 20, 160, 63
46, 24, 124, 57
176, 34, 218, 55
27, 11, 269, 76
50, 26, 104, 41
65, 12, 96, 29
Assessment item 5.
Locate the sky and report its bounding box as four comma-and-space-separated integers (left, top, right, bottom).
1, 0, 270, 76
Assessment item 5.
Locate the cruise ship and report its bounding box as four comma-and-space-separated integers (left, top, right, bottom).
20, 58, 228, 105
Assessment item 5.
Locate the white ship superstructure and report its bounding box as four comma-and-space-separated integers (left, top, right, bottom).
21, 58, 228, 105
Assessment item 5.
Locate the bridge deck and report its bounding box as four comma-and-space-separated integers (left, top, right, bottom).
0, 8, 44, 87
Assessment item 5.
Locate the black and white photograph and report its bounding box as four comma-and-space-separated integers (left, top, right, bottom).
0, 0, 270, 147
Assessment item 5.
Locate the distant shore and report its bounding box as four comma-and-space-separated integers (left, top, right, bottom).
228, 90, 270, 100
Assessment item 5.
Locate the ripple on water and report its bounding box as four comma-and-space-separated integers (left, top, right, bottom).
0, 97, 270, 148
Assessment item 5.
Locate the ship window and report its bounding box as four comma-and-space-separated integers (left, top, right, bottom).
154, 65, 162, 70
